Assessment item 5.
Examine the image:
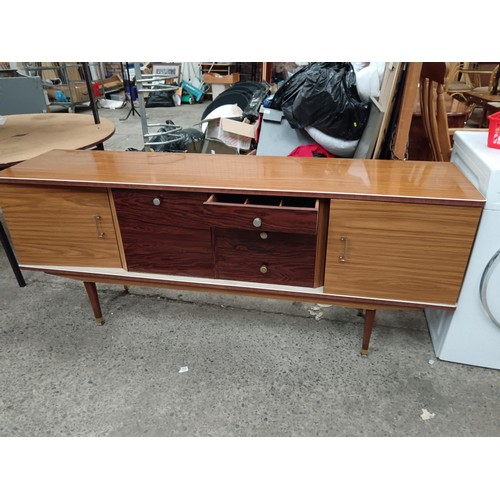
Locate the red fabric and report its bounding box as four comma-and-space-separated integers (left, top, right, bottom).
288, 144, 335, 158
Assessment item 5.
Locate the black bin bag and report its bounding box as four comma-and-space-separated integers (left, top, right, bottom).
271, 62, 370, 141
270, 63, 312, 123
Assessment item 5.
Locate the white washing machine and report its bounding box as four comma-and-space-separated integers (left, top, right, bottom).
425, 131, 500, 370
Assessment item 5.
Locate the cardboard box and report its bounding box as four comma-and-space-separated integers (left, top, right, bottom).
205, 117, 257, 150
103, 74, 123, 91
203, 72, 240, 84
219, 117, 257, 139
46, 83, 88, 103
70, 82, 90, 102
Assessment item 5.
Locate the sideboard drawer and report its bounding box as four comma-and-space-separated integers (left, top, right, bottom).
213, 228, 317, 286
203, 194, 319, 235
112, 189, 214, 277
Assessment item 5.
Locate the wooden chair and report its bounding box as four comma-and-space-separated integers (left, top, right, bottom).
419, 62, 487, 162
420, 62, 458, 161
446, 62, 476, 106
447, 63, 499, 105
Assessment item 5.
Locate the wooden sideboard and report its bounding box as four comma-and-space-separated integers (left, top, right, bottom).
0, 150, 485, 355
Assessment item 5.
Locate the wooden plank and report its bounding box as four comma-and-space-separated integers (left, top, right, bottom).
40, 62, 59, 81
391, 62, 423, 160
373, 62, 404, 158
65, 62, 83, 81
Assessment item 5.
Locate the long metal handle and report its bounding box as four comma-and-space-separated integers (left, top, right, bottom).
94, 215, 105, 239
339, 236, 348, 263
479, 249, 500, 327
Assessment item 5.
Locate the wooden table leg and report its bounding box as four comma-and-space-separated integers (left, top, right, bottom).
83, 281, 105, 325
361, 309, 376, 356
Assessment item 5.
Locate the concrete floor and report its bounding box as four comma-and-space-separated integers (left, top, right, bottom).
0, 99, 499, 437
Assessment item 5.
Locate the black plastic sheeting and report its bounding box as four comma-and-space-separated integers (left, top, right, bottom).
270, 62, 370, 141
201, 82, 270, 121
145, 90, 176, 108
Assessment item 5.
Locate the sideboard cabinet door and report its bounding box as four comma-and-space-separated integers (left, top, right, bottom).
324, 199, 482, 305
0, 185, 122, 267
112, 189, 214, 278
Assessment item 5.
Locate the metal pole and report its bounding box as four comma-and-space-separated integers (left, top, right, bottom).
134, 62, 149, 142
81, 62, 100, 124
0, 221, 26, 287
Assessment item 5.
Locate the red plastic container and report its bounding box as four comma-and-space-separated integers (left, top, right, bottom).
92, 81, 103, 98
487, 111, 500, 149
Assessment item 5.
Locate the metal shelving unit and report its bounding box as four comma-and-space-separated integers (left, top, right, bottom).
24, 62, 105, 112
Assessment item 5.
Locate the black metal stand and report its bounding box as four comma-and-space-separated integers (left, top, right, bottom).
80, 62, 105, 150
120, 62, 140, 121
0, 220, 26, 287
80, 62, 100, 124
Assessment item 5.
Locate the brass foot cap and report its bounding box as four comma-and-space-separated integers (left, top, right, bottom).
360, 349, 369, 357
95, 317, 105, 326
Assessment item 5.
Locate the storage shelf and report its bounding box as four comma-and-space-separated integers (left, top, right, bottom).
24, 62, 105, 110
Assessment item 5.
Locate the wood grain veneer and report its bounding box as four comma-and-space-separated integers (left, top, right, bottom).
0, 149, 484, 206
0, 149, 487, 356
0, 184, 122, 267
107, 188, 128, 271
213, 229, 317, 287
0, 115, 115, 165
324, 200, 483, 304
112, 189, 214, 278
203, 195, 319, 235
314, 199, 330, 287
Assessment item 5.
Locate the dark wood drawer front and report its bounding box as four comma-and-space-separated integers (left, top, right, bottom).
114, 189, 211, 229
213, 229, 317, 286
112, 189, 214, 277
203, 194, 318, 235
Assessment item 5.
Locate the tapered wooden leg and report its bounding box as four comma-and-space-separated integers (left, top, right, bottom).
83, 281, 105, 325
361, 309, 376, 356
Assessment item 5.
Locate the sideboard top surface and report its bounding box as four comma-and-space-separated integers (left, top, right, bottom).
0, 149, 485, 206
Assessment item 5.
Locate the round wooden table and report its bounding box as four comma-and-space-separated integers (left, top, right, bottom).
0, 113, 115, 166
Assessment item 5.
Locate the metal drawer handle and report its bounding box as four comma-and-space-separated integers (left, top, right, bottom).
260, 232, 268, 240
94, 215, 105, 239
253, 217, 262, 228
339, 236, 348, 263
260, 264, 268, 274
153, 197, 161, 206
